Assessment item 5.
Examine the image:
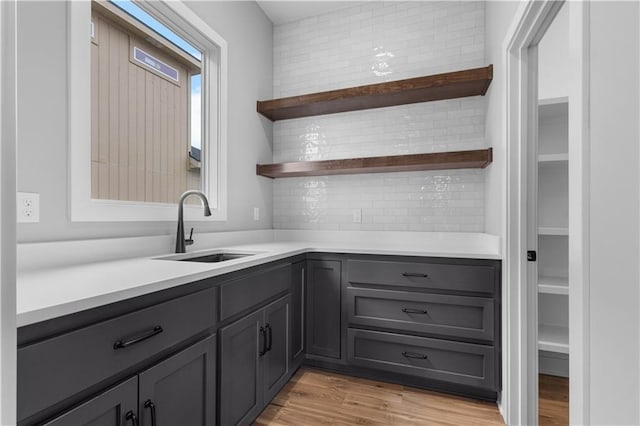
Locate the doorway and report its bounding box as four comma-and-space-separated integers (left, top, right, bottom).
504, 0, 589, 424
534, 4, 570, 423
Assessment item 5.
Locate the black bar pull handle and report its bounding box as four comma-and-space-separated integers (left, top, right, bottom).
259, 326, 267, 356
402, 308, 428, 314
125, 410, 138, 426
114, 326, 163, 350
265, 324, 273, 352
144, 400, 157, 426
402, 351, 429, 360
402, 272, 428, 278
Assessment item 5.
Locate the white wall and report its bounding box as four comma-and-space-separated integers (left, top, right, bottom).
16, 1, 273, 243
538, 4, 569, 100
483, 1, 522, 420
484, 1, 520, 239
272, 2, 488, 232
0, 1, 17, 423
588, 2, 640, 423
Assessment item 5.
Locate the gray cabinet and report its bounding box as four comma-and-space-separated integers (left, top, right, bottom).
219, 309, 263, 426
347, 328, 495, 390
220, 295, 291, 426
343, 255, 501, 399
346, 258, 496, 294
44, 335, 215, 426
346, 287, 495, 341
43, 377, 138, 426
263, 297, 290, 402
139, 335, 216, 426
290, 261, 305, 366
306, 260, 341, 359
18, 288, 216, 422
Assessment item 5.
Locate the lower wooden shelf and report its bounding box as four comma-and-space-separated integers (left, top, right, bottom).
257, 148, 493, 179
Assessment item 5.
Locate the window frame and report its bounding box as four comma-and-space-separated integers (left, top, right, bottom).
69, 0, 228, 222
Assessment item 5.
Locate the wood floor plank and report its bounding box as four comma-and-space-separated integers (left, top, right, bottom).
255, 368, 504, 426
539, 374, 569, 426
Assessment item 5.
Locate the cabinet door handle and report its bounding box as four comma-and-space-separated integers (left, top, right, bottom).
402, 351, 428, 360
114, 326, 163, 350
402, 272, 428, 278
144, 400, 157, 426
265, 324, 273, 352
125, 410, 138, 426
402, 308, 428, 314
259, 326, 267, 356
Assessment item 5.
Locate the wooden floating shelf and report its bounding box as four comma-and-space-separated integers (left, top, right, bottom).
257, 148, 493, 179
257, 65, 493, 121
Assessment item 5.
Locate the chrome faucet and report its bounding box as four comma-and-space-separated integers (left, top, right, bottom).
175, 190, 212, 253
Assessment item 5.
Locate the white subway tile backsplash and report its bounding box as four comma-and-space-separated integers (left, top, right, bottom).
272, 1, 487, 232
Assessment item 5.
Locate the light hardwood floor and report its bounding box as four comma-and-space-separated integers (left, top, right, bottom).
539, 374, 569, 425
254, 368, 504, 425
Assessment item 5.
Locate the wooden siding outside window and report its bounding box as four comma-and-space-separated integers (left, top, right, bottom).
91, 6, 200, 204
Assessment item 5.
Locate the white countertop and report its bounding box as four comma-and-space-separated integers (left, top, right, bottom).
17, 230, 501, 327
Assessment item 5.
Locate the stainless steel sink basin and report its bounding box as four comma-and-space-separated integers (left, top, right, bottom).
177, 252, 253, 263
154, 250, 259, 263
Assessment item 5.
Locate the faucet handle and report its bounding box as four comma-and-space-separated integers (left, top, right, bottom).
185, 227, 194, 246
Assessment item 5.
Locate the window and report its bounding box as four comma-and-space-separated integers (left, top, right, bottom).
69, 0, 227, 221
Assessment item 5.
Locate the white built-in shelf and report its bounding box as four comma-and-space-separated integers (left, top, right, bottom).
538, 227, 569, 236
538, 276, 569, 295
538, 153, 569, 164
539, 96, 569, 106
539, 324, 569, 354
539, 96, 569, 121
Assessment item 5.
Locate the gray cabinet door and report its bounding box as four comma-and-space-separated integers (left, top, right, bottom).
348, 328, 495, 390
138, 335, 216, 426
44, 376, 137, 426
290, 261, 305, 364
263, 295, 290, 402
306, 260, 342, 359
346, 287, 495, 341
220, 310, 263, 426
19, 288, 216, 422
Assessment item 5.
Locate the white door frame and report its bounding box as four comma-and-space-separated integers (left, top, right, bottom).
566, 2, 590, 424
504, 1, 589, 424
0, 0, 18, 424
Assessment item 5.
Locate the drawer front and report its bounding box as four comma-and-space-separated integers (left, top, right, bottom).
347, 328, 495, 390
220, 263, 291, 321
347, 259, 495, 294
347, 287, 494, 341
18, 287, 216, 421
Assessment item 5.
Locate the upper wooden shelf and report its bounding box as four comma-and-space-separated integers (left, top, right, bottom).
257, 148, 492, 179
257, 65, 493, 121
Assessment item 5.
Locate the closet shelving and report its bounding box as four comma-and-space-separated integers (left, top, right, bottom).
538, 227, 568, 236
537, 96, 570, 367
256, 65, 494, 178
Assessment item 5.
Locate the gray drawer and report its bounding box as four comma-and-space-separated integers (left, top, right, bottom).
18, 287, 216, 421
347, 287, 494, 341
220, 263, 291, 321
347, 328, 495, 390
347, 259, 495, 294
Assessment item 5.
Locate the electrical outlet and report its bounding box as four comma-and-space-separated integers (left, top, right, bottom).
352, 209, 362, 223
17, 192, 40, 223
253, 207, 260, 221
